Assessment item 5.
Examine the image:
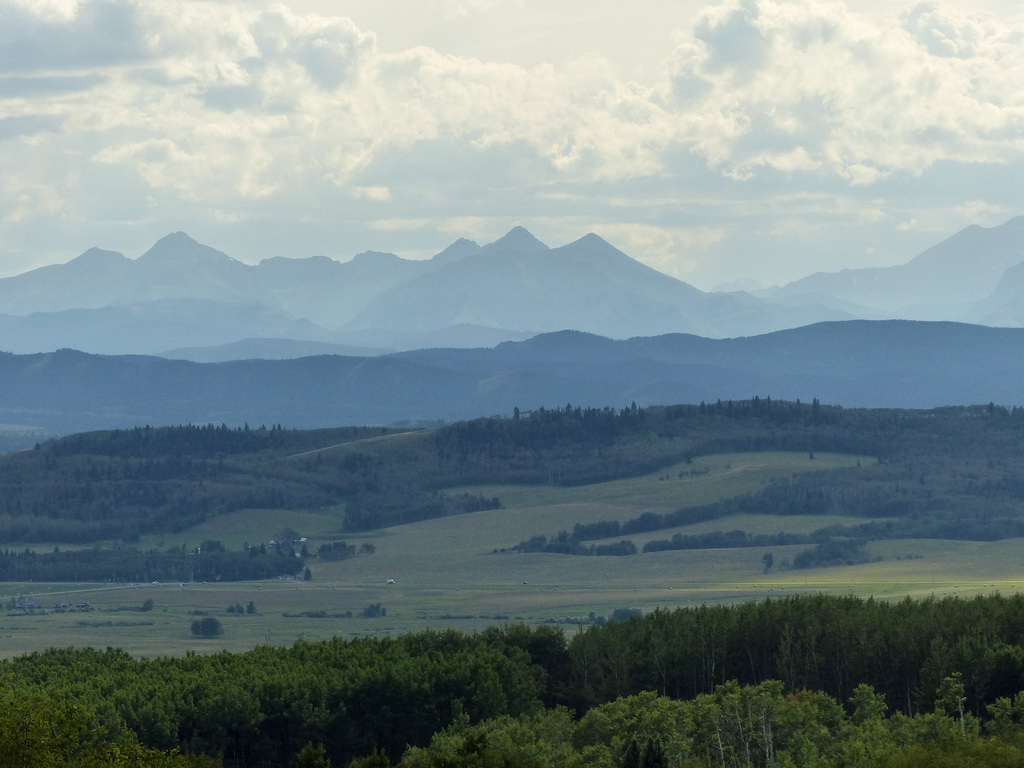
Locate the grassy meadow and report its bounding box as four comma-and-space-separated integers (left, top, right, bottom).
3, 449, 1023, 659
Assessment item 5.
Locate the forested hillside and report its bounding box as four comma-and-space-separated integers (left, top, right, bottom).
5, 400, 1024, 581
9, 595, 1024, 767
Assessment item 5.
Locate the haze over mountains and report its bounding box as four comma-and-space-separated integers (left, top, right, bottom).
1, 217, 1023, 360
1, 217, 1024, 440
771, 216, 1024, 323
0, 226, 832, 357
3, 320, 1024, 437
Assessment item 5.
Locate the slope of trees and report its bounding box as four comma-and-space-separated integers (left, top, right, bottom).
4, 400, 1024, 556
504, 401, 1024, 564
8, 596, 1024, 766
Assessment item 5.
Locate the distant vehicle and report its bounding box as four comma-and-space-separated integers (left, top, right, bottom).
386, 579, 396, 584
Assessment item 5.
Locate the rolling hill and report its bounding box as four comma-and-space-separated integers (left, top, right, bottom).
1, 319, 1022, 437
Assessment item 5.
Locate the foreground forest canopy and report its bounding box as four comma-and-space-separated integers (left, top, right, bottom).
11, 595, 1024, 767
3, 399, 1024, 579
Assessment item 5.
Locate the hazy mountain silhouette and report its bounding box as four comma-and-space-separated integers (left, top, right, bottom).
3, 320, 1022, 434
1, 219, 1023, 359
344, 230, 848, 339
0, 228, 849, 356
158, 338, 392, 363
968, 259, 1024, 327
0, 300, 333, 356
0, 234, 260, 314
158, 325, 536, 362
250, 249, 441, 330
771, 216, 1024, 319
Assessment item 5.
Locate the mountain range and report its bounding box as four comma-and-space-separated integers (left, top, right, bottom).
1, 217, 1023, 360
2, 320, 1023, 438
1, 217, 1024, 440
0, 226, 844, 357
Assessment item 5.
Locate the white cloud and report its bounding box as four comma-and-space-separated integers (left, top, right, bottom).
438, 217, 493, 239
7, 0, 83, 22
0, 0, 153, 72
666, 0, 1024, 179
439, 0, 517, 19
250, 6, 375, 90
1, 173, 66, 224
353, 186, 392, 201
955, 199, 1005, 220
7, 0, 1023, 202
589, 222, 724, 279
1, 0, 1022, 286
903, 2, 988, 58
857, 207, 887, 223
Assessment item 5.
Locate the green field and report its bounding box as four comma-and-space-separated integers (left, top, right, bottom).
3, 449, 1023, 659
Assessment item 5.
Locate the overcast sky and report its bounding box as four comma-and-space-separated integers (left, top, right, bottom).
1, 0, 1021, 289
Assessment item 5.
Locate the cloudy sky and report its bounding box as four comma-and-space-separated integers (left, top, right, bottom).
1, 0, 1021, 289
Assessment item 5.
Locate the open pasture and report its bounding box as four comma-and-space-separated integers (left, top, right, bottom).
3, 450, 1022, 659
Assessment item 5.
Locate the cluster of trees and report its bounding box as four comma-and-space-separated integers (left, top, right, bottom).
515, 533, 637, 556
10, 595, 1024, 766
0, 627, 548, 766
0, 687, 216, 767
567, 594, 1024, 718
642, 530, 812, 553
392, 680, 1024, 768
0, 423, 392, 544
517, 528, 836, 559
191, 617, 224, 638
0, 544, 304, 583
790, 539, 874, 569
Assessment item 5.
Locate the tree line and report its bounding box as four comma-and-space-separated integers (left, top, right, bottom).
0, 542, 304, 583
9, 595, 1024, 766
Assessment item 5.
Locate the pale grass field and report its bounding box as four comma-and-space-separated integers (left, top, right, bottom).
3, 451, 1022, 659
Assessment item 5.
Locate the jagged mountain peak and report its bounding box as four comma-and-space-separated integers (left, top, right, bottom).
482, 226, 549, 254
137, 232, 238, 265
67, 247, 127, 269
559, 232, 626, 260
905, 215, 1024, 271
572, 232, 613, 249
431, 237, 481, 265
